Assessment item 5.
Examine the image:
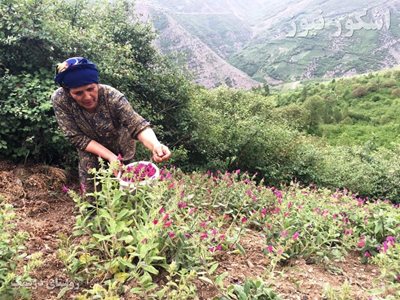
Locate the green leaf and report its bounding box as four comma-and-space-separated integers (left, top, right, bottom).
141, 264, 159, 275
199, 276, 213, 285
209, 262, 219, 275
236, 243, 246, 255
93, 233, 113, 242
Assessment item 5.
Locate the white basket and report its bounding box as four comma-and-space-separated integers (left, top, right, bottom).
117, 161, 160, 191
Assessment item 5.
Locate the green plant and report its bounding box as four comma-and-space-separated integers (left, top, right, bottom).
0, 197, 42, 299
219, 278, 281, 300
371, 243, 400, 298
323, 281, 352, 300
59, 160, 253, 298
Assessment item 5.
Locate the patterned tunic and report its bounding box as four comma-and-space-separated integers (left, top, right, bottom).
52, 84, 150, 187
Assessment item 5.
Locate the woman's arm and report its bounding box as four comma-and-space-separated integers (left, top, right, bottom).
137, 127, 171, 163
85, 140, 119, 163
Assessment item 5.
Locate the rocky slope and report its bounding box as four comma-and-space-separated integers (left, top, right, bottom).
135, 1, 261, 89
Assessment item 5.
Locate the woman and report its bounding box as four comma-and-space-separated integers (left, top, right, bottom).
52, 57, 171, 192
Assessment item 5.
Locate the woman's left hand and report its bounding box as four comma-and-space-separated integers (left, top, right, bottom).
152, 144, 171, 163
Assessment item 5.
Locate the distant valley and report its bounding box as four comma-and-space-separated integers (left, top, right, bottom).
135, 0, 400, 89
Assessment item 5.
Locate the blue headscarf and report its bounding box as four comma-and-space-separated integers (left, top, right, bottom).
54, 57, 99, 88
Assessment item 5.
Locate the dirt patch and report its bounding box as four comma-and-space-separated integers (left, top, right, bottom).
0, 161, 76, 300
211, 230, 380, 300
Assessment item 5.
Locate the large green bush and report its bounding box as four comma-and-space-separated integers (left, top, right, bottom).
0, 0, 192, 164
0, 71, 74, 163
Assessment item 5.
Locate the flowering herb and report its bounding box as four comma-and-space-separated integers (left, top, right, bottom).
121, 162, 157, 182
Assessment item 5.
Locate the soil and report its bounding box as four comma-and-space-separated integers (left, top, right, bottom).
0, 161, 383, 300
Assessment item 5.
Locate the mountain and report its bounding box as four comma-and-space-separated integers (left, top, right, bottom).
135, 0, 400, 87
134, 1, 261, 89
230, 0, 400, 84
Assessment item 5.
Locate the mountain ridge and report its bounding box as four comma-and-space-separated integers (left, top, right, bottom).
135, 0, 400, 88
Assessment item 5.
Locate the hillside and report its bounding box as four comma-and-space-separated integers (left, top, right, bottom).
135, 2, 261, 89
230, 0, 400, 83
1, 161, 398, 299
273, 68, 400, 148
137, 0, 400, 86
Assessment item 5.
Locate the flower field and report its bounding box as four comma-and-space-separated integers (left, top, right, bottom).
0, 161, 399, 299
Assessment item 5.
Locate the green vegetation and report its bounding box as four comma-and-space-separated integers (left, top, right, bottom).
59, 163, 400, 299
1, 0, 400, 202
0, 198, 42, 299
229, 14, 400, 83
0, 0, 192, 165
1, 2, 400, 298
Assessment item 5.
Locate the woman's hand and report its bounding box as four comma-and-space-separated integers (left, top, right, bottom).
137, 128, 172, 163
152, 143, 171, 163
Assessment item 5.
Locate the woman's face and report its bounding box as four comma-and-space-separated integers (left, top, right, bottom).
69, 83, 99, 112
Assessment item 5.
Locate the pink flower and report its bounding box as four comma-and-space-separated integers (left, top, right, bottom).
381, 241, 389, 253
153, 219, 159, 225
117, 154, 123, 161
287, 202, 293, 209
357, 237, 366, 248
241, 217, 248, 224
209, 244, 222, 252
273, 190, 282, 199
200, 221, 207, 228
364, 251, 371, 257
61, 185, 69, 193
272, 207, 281, 214
292, 232, 299, 240
163, 220, 172, 228
168, 182, 175, 189
246, 189, 257, 201
200, 232, 208, 240
178, 201, 187, 209
159, 207, 166, 214
380, 236, 396, 253
266, 245, 274, 253
386, 236, 396, 246
260, 208, 267, 218
344, 229, 353, 236
211, 228, 218, 235
168, 232, 175, 239
188, 207, 197, 215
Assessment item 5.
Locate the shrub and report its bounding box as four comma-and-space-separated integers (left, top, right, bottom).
0, 71, 74, 164
391, 88, 400, 97
352, 85, 369, 98
382, 79, 397, 88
